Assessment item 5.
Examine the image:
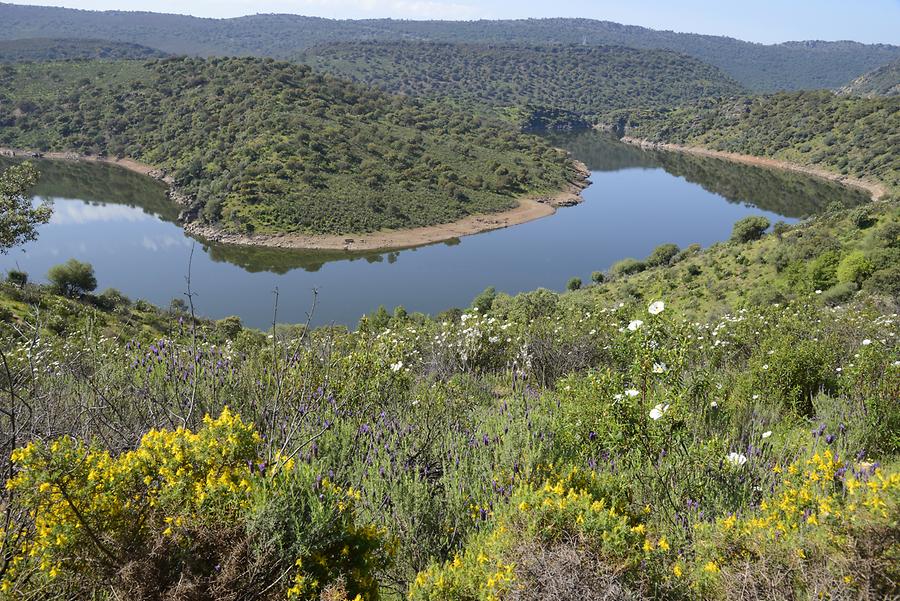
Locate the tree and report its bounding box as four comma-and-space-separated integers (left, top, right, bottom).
566, 277, 582, 291
0, 163, 51, 253
48, 259, 97, 297
730, 216, 770, 244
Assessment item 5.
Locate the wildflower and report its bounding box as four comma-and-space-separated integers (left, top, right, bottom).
648, 301, 665, 315
649, 403, 670, 420
628, 319, 644, 331
703, 561, 720, 573
389, 361, 404, 372
762, 431, 772, 439
652, 362, 667, 374
624, 389, 640, 397
861, 339, 872, 346
710, 401, 718, 408
726, 452, 748, 466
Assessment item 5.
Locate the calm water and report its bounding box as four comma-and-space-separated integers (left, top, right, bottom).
1, 133, 867, 329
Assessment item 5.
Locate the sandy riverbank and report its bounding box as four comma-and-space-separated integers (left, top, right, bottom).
2, 146, 591, 252
619, 137, 887, 201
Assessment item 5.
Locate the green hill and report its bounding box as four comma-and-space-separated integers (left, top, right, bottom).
840, 58, 900, 97
624, 91, 900, 194
0, 37, 167, 62
0, 3, 898, 92
301, 42, 745, 128
0, 57, 577, 236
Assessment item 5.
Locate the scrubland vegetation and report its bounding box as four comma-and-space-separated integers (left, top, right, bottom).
302, 42, 744, 129
0, 167, 897, 598
626, 91, 900, 195
0, 57, 576, 235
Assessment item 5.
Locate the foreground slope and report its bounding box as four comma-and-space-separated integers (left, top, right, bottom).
0, 174, 897, 598
0, 3, 898, 91
301, 42, 745, 128
0, 57, 578, 236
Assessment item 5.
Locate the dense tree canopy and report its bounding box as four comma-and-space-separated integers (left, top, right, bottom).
0, 57, 578, 235
301, 42, 745, 129
0, 3, 897, 92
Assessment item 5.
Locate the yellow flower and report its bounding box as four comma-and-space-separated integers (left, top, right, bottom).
703, 561, 720, 574
657, 536, 669, 552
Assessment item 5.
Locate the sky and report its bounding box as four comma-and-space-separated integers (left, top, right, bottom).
6, 0, 900, 45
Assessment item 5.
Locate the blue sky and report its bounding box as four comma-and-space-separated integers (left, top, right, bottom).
10, 0, 900, 44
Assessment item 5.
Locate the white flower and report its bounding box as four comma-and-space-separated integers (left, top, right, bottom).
652, 362, 667, 374
761, 431, 772, 439
815, 290, 822, 294
389, 361, 404, 372
624, 389, 640, 397
710, 401, 718, 408
649, 403, 670, 420
726, 452, 748, 466
627, 319, 644, 331
861, 339, 872, 346
648, 301, 665, 315
762, 364, 769, 370
752, 394, 760, 400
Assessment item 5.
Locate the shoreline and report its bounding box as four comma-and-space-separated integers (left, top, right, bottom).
185, 160, 590, 252
619, 137, 887, 201
1, 146, 591, 252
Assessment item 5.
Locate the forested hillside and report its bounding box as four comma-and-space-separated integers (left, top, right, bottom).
840, 58, 900, 97
625, 91, 900, 194
302, 42, 744, 128
0, 37, 166, 62
1, 3, 898, 91
0, 57, 578, 235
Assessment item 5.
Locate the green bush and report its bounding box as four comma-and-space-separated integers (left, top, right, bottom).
566, 277, 582, 291
47, 259, 97, 297
612, 258, 646, 277
646, 243, 680, 267
819, 282, 858, 305
836, 250, 875, 285
806, 250, 841, 291
730, 216, 770, 243
590, 271, 605, 284
6, 269, 27, 287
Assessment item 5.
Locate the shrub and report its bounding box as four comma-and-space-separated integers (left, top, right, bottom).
646, 243, 679, 267
611, 258, 646, 277
47, 258, 97, 297
806, 250, 840, 292
590, 271, 605, 284
819, 282, 857, 306
863, 266, 900, 297
6, 269, 27, 287
566, 277, 582, 291
472, 286, 498, 313
836, 250, 874, 285
850, 207, 875, 229
94, 287, 131, 311
730, 216, 770, 243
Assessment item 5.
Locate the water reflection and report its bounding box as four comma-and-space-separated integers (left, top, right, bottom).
0, 134, 869, 328
542, 132, 869, 218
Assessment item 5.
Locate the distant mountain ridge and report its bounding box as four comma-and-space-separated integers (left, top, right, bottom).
0, 3, 897, 92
